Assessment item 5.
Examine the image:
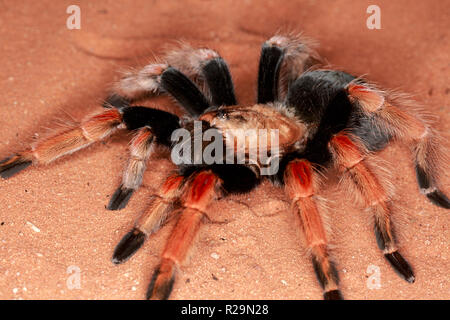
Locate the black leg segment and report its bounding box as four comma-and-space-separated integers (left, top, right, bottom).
112, 228, 147, 264
257, 43, 284, 104
121, 106, 180, 146
160, 67, 210, 118
415, 164, 450, 209
107, 185, 135, 211
384, 251, 415, 283
202, 58, 237, 107
0, 154, 32, 179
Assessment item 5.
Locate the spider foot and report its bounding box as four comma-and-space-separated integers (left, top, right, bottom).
107, 185, 135, 211
112, 228, 146, 264
425, 189, 450, 209
146, 259, 176, 300
416, 165, 450, 209
323, 290, 343, 300
0, 154, 32, 179
384, 251, 415, 283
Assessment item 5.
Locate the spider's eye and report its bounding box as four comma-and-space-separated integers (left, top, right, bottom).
216, 110, 229, 120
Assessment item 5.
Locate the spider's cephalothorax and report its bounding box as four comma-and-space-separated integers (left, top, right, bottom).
1, 34, 448, 300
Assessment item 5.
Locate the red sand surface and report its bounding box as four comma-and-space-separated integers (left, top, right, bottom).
0, 0, 448, 300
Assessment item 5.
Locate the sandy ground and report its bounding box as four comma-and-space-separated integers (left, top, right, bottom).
0, 0, 448, 300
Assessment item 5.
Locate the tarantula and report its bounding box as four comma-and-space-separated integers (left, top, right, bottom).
1, 34, 448, 300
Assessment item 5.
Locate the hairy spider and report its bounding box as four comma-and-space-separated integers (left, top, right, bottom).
1, 34, 448, 300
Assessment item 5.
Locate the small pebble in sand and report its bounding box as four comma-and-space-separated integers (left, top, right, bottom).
12, 288, 19, 294
26, 221, 41, 233
211, 253, 220, 260
281, 280, 288, 286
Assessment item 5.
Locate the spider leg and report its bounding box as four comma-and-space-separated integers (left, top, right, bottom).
146, 170, 221, 300
284, 159, 342, 300
257, 34, 322, 104
201, 57, 237, 107
112, 174, 184, 263
0, 108, 123, 179
159, 67, 211, 117
329, 133, 415, 283
107, 127, 154, 210
1, 105, 180, 198
347, 84, 449, 209
105, 61, 211, 117
257, 39, 284, 104
104, 63, 168, 109
166, 46, 237, 107
107, 106, 180, 210
107, 46, 236, 115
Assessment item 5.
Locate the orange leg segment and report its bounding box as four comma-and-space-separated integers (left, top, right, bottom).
146, 170, 221, 300
347, 83, 449, 209
112, 174, 184, 264
0, 108, 123, 179
330, 133, 415, 283
284, 159, 341, 300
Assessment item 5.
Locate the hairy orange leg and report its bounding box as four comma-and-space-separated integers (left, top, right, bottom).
347, 83, 449, 209
284, 159, 341, 300
330, 133, 415, 283
146, 170, 221, 300
112, 174, 184, 264
0, 108, 123, 179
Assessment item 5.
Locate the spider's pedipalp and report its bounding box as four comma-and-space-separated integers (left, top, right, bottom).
146, 170, 221, 300
0, 108, 123, 179
347, 84, 449, 209
112, 174, 184, 264
284, 159, 342, 299
329, 133, 415, 283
